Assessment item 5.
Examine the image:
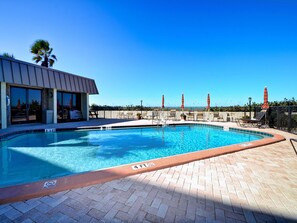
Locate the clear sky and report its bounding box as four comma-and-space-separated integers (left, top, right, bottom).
1, 0, 296, 107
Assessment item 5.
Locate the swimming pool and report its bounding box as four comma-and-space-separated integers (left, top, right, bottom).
0, 124, 270, 188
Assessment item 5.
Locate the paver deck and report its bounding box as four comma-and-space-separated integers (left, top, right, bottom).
0, 120, 297, 222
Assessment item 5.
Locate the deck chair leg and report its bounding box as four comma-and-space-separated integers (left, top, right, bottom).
290, 139, 297, 155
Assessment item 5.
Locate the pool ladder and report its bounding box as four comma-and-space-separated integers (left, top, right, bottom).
99, 126, 112, 130
152, 113, 167, 126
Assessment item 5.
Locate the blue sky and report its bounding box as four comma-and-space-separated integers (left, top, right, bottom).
1, 0, 296, 107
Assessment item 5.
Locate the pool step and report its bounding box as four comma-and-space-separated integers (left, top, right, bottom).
44, 128, 56, 132
223, 126, 229, 131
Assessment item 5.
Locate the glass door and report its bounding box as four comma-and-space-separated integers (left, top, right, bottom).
57, 92, 81, 122
57, 92, 63, 121
11, 87, 27, 123
62, 93, 72, 120
11, 87, 42, 124
28, 89, 42, 122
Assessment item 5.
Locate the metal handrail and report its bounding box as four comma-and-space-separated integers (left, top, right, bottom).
290, 139, 297, 155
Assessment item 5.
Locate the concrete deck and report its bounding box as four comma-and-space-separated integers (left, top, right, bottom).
0, 119, 130, 137
0, 120, 297, 222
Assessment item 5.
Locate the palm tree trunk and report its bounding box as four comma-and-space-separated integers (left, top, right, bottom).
42, 56, 49, 67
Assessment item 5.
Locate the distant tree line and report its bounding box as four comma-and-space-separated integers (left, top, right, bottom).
90, 104, 156, 111
90, 97, 297, 111
1, 52, 15, 58
212, 97, 297, 112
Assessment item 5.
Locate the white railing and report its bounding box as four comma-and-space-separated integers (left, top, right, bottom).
89, 110, 254, 122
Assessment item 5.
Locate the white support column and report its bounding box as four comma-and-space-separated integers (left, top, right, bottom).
53, 89, 57, 124
1, 82, 7, 129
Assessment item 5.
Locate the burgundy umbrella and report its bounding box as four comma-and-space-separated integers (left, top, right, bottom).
181, 93, 184, 110
206, 93, 210, 111
261, 86, 269, 110
162, 95, 164, 109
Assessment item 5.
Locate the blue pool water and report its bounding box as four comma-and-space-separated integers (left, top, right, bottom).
0, 125, 268, 188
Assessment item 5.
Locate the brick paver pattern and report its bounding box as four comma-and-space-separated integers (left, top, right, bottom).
1, 128, 297, 222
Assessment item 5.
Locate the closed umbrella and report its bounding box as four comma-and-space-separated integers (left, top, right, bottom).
261, 87, 269, 110
162, 95, 164, 109
206, 93, 210, 111
181, 93, 184, 110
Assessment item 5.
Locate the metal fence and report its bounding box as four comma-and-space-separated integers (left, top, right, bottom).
255, 106, 297, 134
90, 106, 297, 134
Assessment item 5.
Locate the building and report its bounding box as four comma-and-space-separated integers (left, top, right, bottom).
0, 55, 98, 129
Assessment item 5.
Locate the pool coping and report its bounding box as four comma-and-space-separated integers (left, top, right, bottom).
0, 123, 285, 204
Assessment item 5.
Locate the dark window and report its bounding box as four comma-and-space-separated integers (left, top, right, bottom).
72, 94, 77, 109
28, 89, 42, 122
57, 92, 63, 120
11, 87, 42, 124
57, 91, 81, 122
63, 93, 72, 109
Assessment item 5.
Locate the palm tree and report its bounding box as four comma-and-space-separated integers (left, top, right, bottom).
2, 53, 14, 58
30, 40, 57, 67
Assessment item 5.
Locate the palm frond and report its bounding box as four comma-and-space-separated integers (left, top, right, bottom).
49, 59, 55, 67
31, 39, 50, 53
32, 55, 42, 60
51, 54, 57, 60
30, 45, 39, 54
33, 56, 42, 63
30, 39, 57, 67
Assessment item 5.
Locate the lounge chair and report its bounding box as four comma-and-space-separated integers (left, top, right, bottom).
196, 112, 204, 121
290, 139, 297, 155
213, 112, 223, 122
250, 110, 266, 126
122, 112, 133, 119
226, 113, 231, 122
236, 118, 249, 128
118, 111, 126, 119
239, 110, 266, 128
89, 110, 98, 119
70, 110, 82, 120
141, 112, 148, 119
186, 111, 195, 121
167, 110, 177, 121
152, 110, 160, 120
